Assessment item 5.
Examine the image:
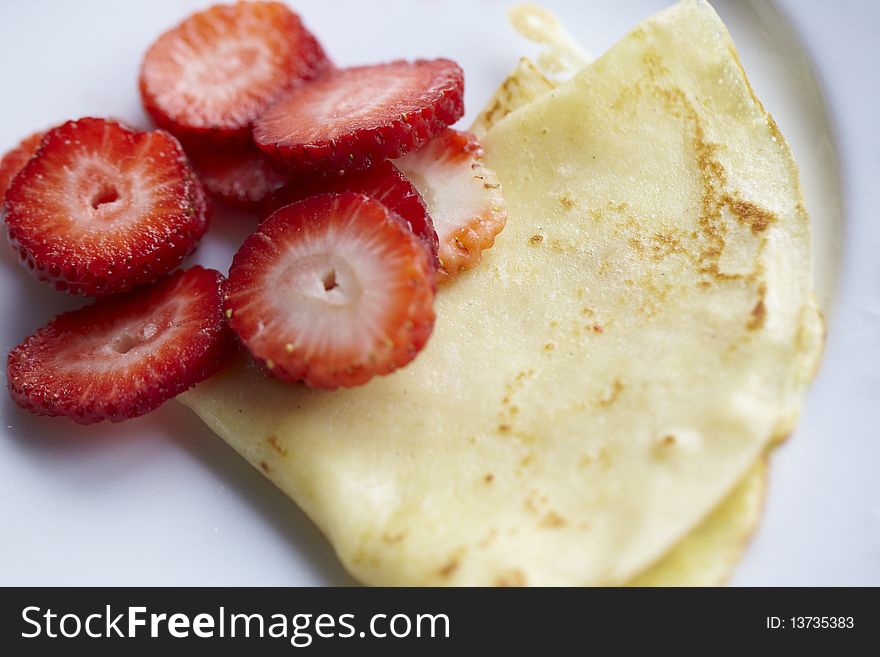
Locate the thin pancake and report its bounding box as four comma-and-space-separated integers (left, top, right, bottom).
474, 7, 771, 586
629, 459, 766, 586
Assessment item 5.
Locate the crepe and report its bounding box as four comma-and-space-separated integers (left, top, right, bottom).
474, 5, 770, 586
472, 5, 588, 140
181, 0, 822, 586
471, 57, 555, 141
629, 459, 766, 586
506, 3, 592, 80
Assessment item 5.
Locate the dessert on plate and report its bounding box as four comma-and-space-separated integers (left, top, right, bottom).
1, 0, 822, 586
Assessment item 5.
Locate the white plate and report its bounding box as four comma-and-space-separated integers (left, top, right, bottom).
0, 0, 875, 586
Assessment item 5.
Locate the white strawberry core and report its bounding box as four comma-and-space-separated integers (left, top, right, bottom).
280, 254, 362, 308
397, 151, 476, 244
396, 134, 505, 245
108, 320, 162, 355
64, 156, 136, 227
251, 199, 416, 361
53, 304, 180, 375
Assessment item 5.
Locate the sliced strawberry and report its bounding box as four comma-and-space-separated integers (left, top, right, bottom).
253, 59, 464, 175
395, 128, 507, 282
224, 192, 435, 389
0, 131, 44, 200
3, 118, 209, 297
140, 1, 331, 144
189, 141, 289, 208
262, 160, 439, 267
7, 266, 236, 424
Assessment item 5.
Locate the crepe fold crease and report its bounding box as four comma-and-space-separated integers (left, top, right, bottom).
181, 0, 822, 586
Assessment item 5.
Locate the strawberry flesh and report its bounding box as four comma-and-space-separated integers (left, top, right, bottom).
253, 59, 464, 175
7, 266, 236, 424
262, 160, 439, 267
140, 1, 331, 144
395, 128, 506, 282
224, 192, 436, 388
2, 118, 209, 297
0, 131, 43, 200
189, 141, 289, 208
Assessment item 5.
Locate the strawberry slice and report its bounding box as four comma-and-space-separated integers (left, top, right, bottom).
7, 266, 236, 424
140, 1, 331, 144
3, 118, 209, 297
395, 128, 507, 282
262, 160, 439, 267
224, 192, 436, 389
0, 131, 43, 200
253, 59, 464, 175
189, 141, 289, 208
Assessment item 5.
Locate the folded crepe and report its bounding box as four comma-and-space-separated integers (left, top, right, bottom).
472, 3, 773, 586
181, 0, 821, 586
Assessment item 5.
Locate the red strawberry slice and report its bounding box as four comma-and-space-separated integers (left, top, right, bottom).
3, 118, 209, 297
253, 59, 464, 175
0, 131, 43, 200
262, 160, 439, 267
140, 1, 331, 144
7, 266, 236, 424
395, 128, 506, 282
224, 192, 436, 389
189, 141, 289, 208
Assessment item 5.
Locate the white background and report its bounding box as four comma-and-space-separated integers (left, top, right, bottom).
0, 0, 877, 585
